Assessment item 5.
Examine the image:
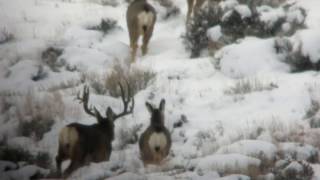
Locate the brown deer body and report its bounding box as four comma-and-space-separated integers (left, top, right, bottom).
126, 0, 156, 62
139, 99, 171, 165
56, 83, 134, 177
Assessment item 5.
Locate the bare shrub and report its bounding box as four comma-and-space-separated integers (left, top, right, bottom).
81, 72, 107, 95
17, 92, 65, 141
0, 140, 51, 169
117, 123, 143, 150
45, 79, 82, 92
0, 28, 14, 44
184, 6, 222, 58
273, 160, 313, 180
41, 47, 64, 72
105, 63, 156, 97
87, 18, 119, 35
31, 65, 48, 81
224, 78, 278, 95
173, 114, 188, 129
238, 0, 287, 8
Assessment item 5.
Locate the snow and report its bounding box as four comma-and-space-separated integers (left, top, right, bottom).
218, 37, 289, 78
207, 26, 222, 42
1, 0, 320, 179
292, 29, 320, 63
216, 140, 277, 164
234, 5, 252, 18
195, 153, 261, 175
215, 174, 250, 180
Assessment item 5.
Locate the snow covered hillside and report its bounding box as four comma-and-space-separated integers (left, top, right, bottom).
1, 0, 320, 179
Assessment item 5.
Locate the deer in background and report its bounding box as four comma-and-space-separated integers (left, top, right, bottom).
55, 83, 134, 177
186, 0, 221, 24
139, 99, 171, 166
127, 0, 156, 62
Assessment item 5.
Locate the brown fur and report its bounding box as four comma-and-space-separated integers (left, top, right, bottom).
126, 0, 156, 62
56, 85, 134, 177
139, 99, 171, 166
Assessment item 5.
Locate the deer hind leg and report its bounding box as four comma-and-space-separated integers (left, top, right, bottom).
63, 145, 85, 178
141, 27, 153, 56
186, 0, 194, 24
193, 0, 206, 16
55, 147, 68, 176
129, 32, 139, 62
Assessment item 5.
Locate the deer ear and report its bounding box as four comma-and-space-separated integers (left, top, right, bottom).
145, 102, 153, 114
106, 107, 114, 120
159, 99, 165, 112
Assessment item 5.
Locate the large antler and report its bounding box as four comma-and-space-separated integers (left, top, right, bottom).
113, 80, 135, 121
76, 85, 103, 119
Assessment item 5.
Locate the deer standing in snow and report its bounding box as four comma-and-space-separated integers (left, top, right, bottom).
55, 83, 134, 177
126, 0, 156, 62
139, 99, 171, 166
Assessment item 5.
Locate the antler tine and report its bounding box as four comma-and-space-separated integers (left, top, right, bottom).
113, 80, 135, 121
76, 85, 98, 118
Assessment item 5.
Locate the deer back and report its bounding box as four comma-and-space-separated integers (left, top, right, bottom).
139, 99, 171, 165
127, 0, 156, 36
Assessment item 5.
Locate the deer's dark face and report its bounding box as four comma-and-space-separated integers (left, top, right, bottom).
146, 99, 165, 131
96, 107, 115, 139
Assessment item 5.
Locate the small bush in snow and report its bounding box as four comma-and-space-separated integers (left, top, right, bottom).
184, 6, 223, 58
17, 92, 65, 141
0, 145, 33, 164
273, 160, 314, 180
18, 118, 54, 141
41, 47, 65, 72
81, 72, 107, 95
0, 97, 13, 114
224, 78, 278, 95
173, 114, 188, 128
100, 0, 118, 6
185, 1, 306, 58
31, 65, 48, 81
105, 63, 156, 97
163, 6, 180, 20
0, 144, 52, 169
275, 38, 320, 72
238, 0, 286, 8
88, 18, 119, 35
0, 28, 14, 44
117, 123, 143, 150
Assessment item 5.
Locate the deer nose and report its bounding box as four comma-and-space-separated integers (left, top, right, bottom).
155, 146, 160, 152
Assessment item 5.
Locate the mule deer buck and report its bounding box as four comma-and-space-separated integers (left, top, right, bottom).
55, 83, 134, 177
139, 99, 171, 166
127, 0, 156, 62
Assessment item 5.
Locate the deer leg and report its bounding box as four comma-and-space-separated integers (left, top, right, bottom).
141, 28, 153, 56
56, 146, 68, 176
194, 0, 206, 15
129, 32, 139, 62
186, 0, 194, 24
63, 145, 85, 177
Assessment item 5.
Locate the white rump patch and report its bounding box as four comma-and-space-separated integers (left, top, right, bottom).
148, 132, 167, 151
137, 11, 154, 29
